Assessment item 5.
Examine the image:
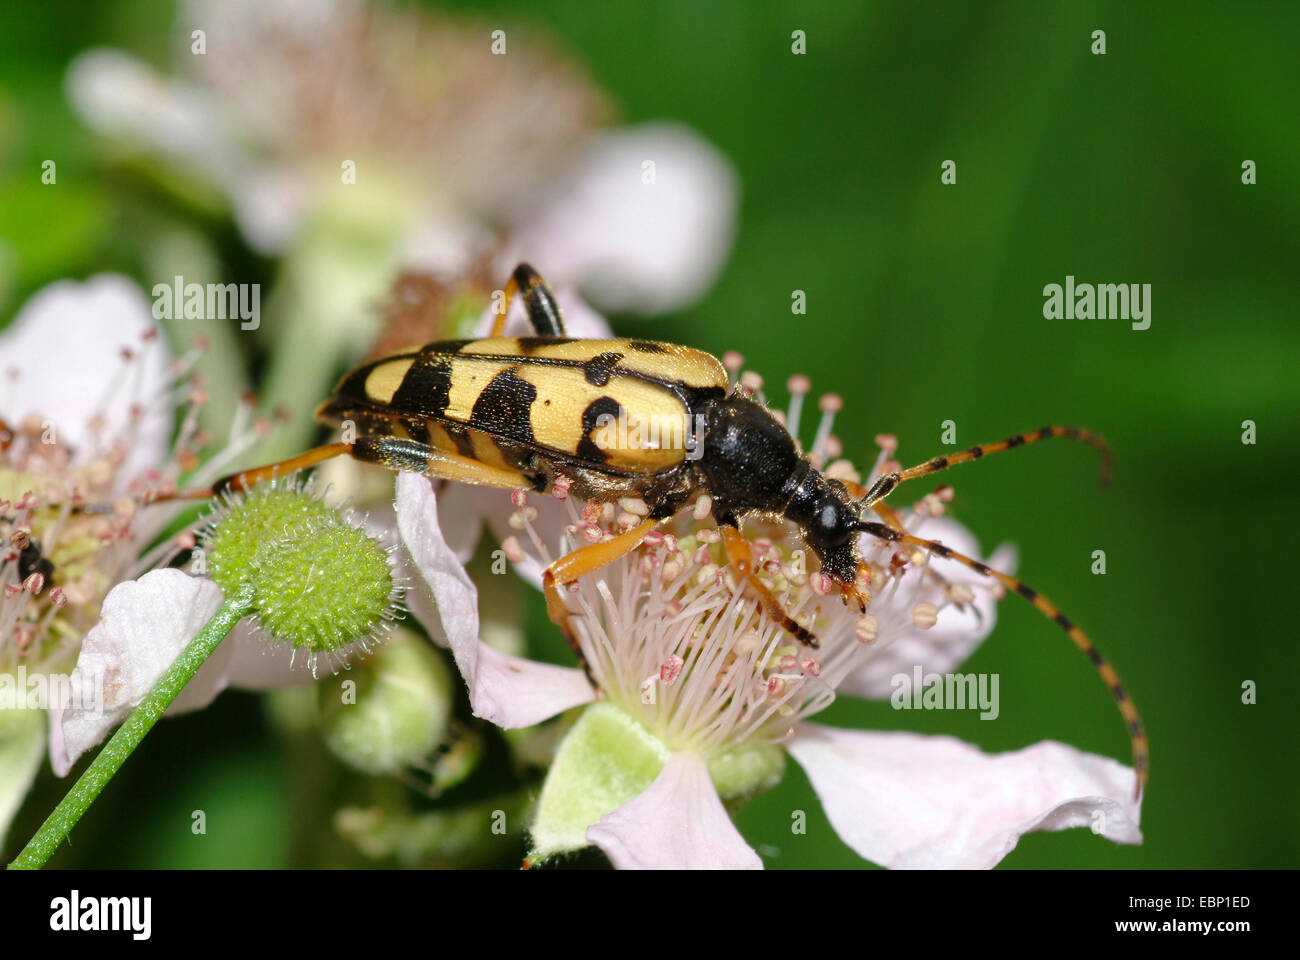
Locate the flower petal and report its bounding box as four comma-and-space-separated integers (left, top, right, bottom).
431, 482, 485, 565
48, 570, 225, 776
507, 123, 738, 314
0, 275, 174, 486
473, 643, 595, 729
66, 48, 245, 193
837, 518, 1016, 699
787, 723, 1142, 869
588, 752, 762, 870
395, 472, 479, 672
395, 471, 593, 727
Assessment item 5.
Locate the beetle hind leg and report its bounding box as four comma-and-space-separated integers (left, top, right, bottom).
173, 435, 529, 501
208, 442, 353, 496
349, 436, 530, 489
489, 262, 568, 338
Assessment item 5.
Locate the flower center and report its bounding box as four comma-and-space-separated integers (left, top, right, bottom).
500, 365, 1003, 760
0, 336, 265, 673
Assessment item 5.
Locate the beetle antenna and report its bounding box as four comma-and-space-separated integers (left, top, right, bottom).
858, 426, 1112, 509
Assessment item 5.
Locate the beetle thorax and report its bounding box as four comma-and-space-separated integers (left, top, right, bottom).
697, 395, 863, 582
696, 396, 804, 514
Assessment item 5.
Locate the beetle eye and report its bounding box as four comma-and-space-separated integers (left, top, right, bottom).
815, 501, 852, 548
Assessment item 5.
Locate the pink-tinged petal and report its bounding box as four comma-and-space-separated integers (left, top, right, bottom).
395, 473, 479, 668
432, 483, 486, 565
395, 471, 588, 728
48, 570, 225, 776
587, 752, 762, 869
473, 644, 595, 729
507, 123, 738, 315
787, 723, 1142, 869
0, 275, 174, 485
838, 519, 1016, 700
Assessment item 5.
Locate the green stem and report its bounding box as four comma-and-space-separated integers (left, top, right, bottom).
7, 583, 254, 870
253, 228, 398, 463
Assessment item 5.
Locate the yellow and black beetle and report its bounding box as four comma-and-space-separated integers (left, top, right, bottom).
191, 263, 1147, 796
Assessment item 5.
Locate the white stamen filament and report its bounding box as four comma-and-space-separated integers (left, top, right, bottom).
505, 469, 1000, 758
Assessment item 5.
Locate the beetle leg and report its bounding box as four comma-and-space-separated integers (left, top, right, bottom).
717, 521, 819, 647
542, 517, 662, 690
132, 435, 532, 507
837, 479, 910, 532
348, 436, 530, 489
78, 442, 356, 508
489, 263, 568, 338
201, 442, 353, 496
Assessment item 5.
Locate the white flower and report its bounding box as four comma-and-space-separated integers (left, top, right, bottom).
0, 275, 174, 831
66, 0, 738, 314
1, 274, 180, 673
499, 123, 739, 315
395, 372, 1143, 870
0, 276, 314, 811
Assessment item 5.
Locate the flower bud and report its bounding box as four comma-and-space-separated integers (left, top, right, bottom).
319, 628, 451, 775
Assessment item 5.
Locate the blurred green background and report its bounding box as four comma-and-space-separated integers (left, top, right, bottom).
2, 0, 1296, 868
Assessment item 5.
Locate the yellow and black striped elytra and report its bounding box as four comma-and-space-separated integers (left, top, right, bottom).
203, 262, 1147, 798
316, 336, 727, 494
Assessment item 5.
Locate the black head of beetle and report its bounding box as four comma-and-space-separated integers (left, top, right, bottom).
694, 393, 866, 585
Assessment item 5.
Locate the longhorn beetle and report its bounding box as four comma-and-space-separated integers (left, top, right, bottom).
166, 263, 1148, 798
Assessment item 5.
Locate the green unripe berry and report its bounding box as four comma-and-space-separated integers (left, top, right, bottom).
204, 484, 337, 596
200, 477, 402, 661
250, 522, 394, 653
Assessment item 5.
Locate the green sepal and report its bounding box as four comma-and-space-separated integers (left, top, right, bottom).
527, 702, 669, 863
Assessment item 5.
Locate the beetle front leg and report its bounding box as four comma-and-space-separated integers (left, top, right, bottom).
542, 516, 662, 691
716, 518, 819, 647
